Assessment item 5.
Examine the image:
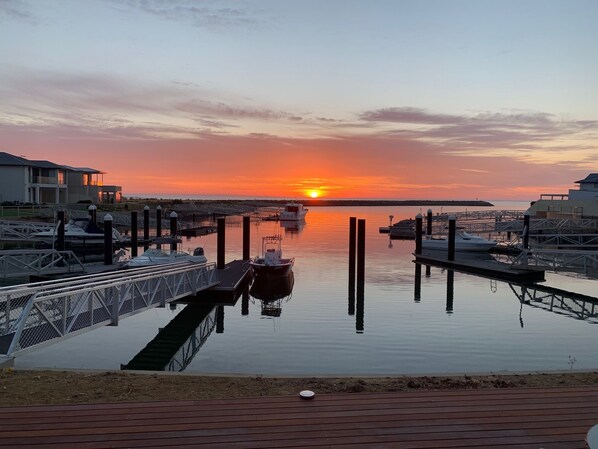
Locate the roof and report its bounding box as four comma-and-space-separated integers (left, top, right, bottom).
0, 152, 30, 166
30, 160, 65, 169
61, 165, 103, 174
0, 152, 103, 173
575, 173, 598, 184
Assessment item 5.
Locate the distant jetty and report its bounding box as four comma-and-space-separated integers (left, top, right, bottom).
208, 199, 494, 208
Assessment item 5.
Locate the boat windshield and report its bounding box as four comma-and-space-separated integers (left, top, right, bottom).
141, 248, 170, 257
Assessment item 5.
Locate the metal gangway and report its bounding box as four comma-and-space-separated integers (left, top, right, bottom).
509, 283, 598, 324
0, 262, 218, 357
511, 249, 598, 278
0, 250, 86, 278
167, 306, 217, 371
0, 219, 53, 241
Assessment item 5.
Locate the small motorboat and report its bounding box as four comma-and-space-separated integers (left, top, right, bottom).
250, 235, 294, 277
422, 231, 497, 252
34, 217, 123, 247
279, 202, 308, 221
124, 237, 207, 268
389, 218, 416, 239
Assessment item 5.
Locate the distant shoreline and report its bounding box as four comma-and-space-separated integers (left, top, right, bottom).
126, 198, 494, 208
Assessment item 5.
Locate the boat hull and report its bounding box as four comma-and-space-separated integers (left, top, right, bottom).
250, 258, 294, 277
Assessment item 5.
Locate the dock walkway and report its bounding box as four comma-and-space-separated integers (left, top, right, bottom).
415, 251, 545, 282
0, 385, 596, 448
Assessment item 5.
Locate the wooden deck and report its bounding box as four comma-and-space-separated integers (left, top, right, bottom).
1, 385, 597, 448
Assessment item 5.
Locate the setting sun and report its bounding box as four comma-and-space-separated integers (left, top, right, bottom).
308, 190, 320, 198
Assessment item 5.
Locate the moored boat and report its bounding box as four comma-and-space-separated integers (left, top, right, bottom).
422, 231, 496, 252
34, 217, 123, 247
389, 218, 416, 239
123, 237, 207, 268
250, 235, 294, 276
279, 202, 308, 221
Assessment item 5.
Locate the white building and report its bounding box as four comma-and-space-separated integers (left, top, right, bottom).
0, 152, 122, 204
527, 173, 598, 218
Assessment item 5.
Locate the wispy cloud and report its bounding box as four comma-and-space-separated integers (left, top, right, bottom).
0, 0, 35, 22
108, 0, 264, 30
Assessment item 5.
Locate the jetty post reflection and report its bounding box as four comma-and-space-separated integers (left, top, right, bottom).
446, 269, 454, 314
356, 218, 366, 333
414, 263, 421, 302
348, 217, 356, 316
242, 289, 249, 316
216, 305, 224, 333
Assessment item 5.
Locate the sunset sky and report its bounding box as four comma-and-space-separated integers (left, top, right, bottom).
1, 0, 597, 200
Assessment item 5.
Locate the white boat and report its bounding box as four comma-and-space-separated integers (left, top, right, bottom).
124, 237, 207, 268
422, 231, 497, 252
250, 235, 294, 277
279, 203, 308, 221
34, 217, 123, 246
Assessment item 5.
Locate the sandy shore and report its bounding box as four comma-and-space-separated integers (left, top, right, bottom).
1, 369, 597, 407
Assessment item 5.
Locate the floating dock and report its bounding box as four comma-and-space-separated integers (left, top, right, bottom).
415, 251, 545, 282
189, 259, 252, 304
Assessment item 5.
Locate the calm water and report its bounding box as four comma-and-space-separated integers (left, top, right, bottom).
15, 203, 598, 375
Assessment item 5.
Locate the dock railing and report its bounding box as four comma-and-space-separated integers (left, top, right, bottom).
0, 262, 218, 356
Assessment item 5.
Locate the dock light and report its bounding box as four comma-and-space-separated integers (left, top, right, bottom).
299, 390, 315, 399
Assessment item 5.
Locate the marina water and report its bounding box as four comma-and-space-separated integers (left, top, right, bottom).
15, 203, 598, 375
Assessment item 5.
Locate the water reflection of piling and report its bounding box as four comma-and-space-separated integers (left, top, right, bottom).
414, 263, 421, 302
446, 270, 454, 313
131, 211, 138, 257
242, 289, 249, 316
143, 205, 150, 250
348, 217, 356, 293
217, 217, 225, 269
348, 217, 356, 316
57, 210, 65, 251
425, 265, 431, 277
356, 218, 366, 333
216, 305, 224, 333
243, 216, 250, 261
104, 214, 113, 265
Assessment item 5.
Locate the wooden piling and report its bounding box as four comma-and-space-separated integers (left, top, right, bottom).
426, 208, 433, 236
104, 214, 113, 265
131, 211, 138, 257
448, 215, 456, 261
523, 213, 530, 250
143, 205, 150, 250
170, 212, 178, 251
243, 216, 250, 261
88, 205, 97, 224
217, 217, 225, 269
56, 210, 65, 252
348, 217, 356, 293
156, 206, 162, 239
415, 214, 423, 255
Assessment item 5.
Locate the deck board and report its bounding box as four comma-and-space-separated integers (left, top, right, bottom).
0, 386, 596, 448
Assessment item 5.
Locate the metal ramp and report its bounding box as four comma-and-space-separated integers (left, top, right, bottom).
0, 220, 53, 241
122, 303, 217, 371
0, 262, 218, 356
0, 250, 85, 278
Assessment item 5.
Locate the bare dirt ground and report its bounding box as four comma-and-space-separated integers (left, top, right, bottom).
1, 369, 598, 407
